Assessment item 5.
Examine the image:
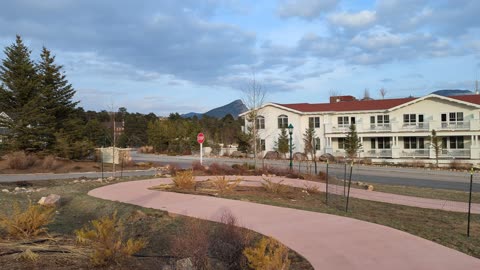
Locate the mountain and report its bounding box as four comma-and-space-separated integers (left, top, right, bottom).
181, 99, 248, 119
431, 89, 473, 96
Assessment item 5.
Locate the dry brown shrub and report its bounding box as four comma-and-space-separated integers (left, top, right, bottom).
41, 155, 62, 170
75, 211, 147, 266
192, 161, 205, 172
172, 170, 196, 189
209, 210, 253, 270
171, 218, 210, 269
6, 151, 37, 170
449, 160, 472, 171
207, 162, 235, 175
303, 182, 320, 194
262, 177, 288, 194
16, 248, 39, 262
138, 146, 154, 153
0, 202, 55, 239
212, 176, 242, 194
411, 160, 426, 168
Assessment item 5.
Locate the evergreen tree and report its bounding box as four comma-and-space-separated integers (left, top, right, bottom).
274, 128, 289, 158
430, 129, 441, 167
0, 35, 49, 150
345, 124, 362, 159
37, 47, 78, 136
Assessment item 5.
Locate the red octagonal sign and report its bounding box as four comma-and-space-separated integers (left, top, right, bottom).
197, 133, 205, 144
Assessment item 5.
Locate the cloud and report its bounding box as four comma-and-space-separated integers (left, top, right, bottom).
277, 0, 338, 20
328, 10, 376, 29
380, 78, 394, 83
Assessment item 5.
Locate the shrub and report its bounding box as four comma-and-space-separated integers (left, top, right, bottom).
262, 177, 288, 194
449, 160, 472, 171
303, 182, 320, 194
75, 212, 147, 266
0, 202, 55, 239
138, 146, 154, 153
172, 170, 196, 189
243, 237, 291, 270
212, 176, 242, 194
209, 210, 253, 270
192, 161, 205, 172
17, 248, 39, 262
411, 160, 426, 168
171, 218, 210, 269
6, 151, 37, 170
168, 163, 180, 176
207, 162, 234, 175
41, 155, 62, 170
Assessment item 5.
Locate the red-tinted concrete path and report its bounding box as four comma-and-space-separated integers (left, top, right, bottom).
89, 177, 480, 270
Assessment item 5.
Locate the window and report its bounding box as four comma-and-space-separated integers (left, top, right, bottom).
377, 115, 390, 124
338, 138, 345, 149
403, 114, 416, 125
442, 112, 463, 123
260, 139, 266, 151
404, 137, 424, 149
278, 115, 288, 129
255, 116, 265, 129
449, 136, 464, 149
338, 116, 349, 126
371, 137, 391, 149
314, 137, 321, 150
309, 117, 320, 128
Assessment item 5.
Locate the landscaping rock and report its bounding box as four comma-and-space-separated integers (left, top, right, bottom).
38, 194, 61, 206
1, 189, 9, 193
231, 151, 246, 158
14, 187, 21, 191
80, 179, 86, 183
162, 265, 174, 270
293, 152, 308, 161
264, 151, 281, 159
367, 185, 374, 191
319, 153, 336, 162
175, 258, 195, 270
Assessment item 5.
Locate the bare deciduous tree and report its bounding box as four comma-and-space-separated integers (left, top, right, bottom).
241, 73, 266, 169
379, 88, 387, 99
363, 88, 371, 100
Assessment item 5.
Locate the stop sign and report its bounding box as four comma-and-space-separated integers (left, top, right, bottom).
197, 133, 205, 144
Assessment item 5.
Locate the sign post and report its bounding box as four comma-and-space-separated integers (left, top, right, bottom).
197, 133, 205, 165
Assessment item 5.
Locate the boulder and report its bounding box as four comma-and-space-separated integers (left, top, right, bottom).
1, 189, 9, 193
175, 258, 195, 270
293, 152, 308, 161
38, 194, 61, 206
231, 151, 246, 158
367, 185, 374, 191
319, 153, 336, 162
263, 151, 281, 160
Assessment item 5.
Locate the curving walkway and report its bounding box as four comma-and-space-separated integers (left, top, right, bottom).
89, 177, 480, 270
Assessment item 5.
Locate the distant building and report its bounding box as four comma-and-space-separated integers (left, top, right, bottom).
240, 94, 480, 163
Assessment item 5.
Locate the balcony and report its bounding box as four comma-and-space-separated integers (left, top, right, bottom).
439, 121, 470, 130
400, 149, 429, 158
368, 123, 391, 132
365, 149, 392, 158
440, 149, 471, 158
400, 123, 429, 131
330, 124, 350, 133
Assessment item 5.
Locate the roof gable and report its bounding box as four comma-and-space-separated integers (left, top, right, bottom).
388, 94, 480, 111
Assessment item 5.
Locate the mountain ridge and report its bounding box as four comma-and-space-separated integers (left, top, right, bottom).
181, 99, 247, 119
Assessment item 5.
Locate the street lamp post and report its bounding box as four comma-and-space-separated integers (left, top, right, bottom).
288, 124, 294, 171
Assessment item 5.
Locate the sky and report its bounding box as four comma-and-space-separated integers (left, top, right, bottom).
1, 0, 480, 116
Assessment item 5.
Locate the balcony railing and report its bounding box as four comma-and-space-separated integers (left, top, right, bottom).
400, 149, 429, 158
365, 149, 392, 158
401, 123, 429, 131
330, 124, 350, 133
439, 121, 470, 130
440, 149, 471, 158
369, 123, 391, 131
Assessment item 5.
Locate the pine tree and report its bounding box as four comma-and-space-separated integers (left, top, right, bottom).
37, 46, 79, 149
0, 35, 49, 150
274, 128, 289, 158
345, 124, 362, 159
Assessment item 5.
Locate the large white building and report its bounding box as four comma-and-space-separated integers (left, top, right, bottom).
240, 94, 480, 163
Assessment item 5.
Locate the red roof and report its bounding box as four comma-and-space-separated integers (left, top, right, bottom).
450, 94, 480, 105
276, 97, 415, 112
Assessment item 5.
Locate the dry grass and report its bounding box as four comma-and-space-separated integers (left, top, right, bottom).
172, 170, 196, 189
243, 237, 291, 270
212, 176, 243, 194
16, 248, 39, 262
6, 151, 37, 170
138, 146, 154, 153
449, 160, 472, 171
171, 217, 211, 269
261, 177, 289, 195
303, 182, 320, 194
41, 155, 62, 170
75, 211, 147, 266
0, 202, 55, 239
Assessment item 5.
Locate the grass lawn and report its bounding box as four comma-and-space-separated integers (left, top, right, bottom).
0, 177, 313, 269
154, 178, 480, 259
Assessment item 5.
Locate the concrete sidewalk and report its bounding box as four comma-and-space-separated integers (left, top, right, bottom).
89, 177, 480, 270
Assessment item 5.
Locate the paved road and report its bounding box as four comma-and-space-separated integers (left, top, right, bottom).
0, 170, 157, 182
132, 152, 480, 192
89, 177, 480, 270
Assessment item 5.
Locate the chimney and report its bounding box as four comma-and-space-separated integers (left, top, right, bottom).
476, 80, 479, 95
330, 95, 357, 103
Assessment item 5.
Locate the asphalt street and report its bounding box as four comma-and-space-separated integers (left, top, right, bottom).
1, 151, 479, 192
